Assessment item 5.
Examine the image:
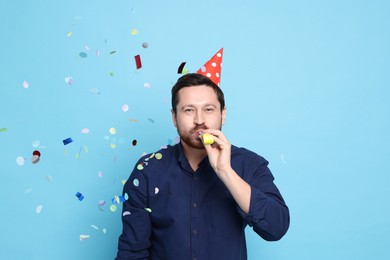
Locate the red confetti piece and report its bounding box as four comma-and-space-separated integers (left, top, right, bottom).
33, 150, 41, 157
177, 62, 186, 74
134, 55, 142, 69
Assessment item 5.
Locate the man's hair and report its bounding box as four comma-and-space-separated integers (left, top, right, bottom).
171, 73, 225, 113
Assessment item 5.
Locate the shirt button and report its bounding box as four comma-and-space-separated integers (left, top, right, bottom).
193, 203, 198, 208
193, 229, 197, 234
193, 176, 198, 180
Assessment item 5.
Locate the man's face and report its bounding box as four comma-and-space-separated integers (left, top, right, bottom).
172, 85, 226, 149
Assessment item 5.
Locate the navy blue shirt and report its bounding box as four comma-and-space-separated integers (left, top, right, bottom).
116, 143, 289, 260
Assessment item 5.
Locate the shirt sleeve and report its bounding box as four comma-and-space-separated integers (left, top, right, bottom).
116, 163, 151, 260
237, 160, 290, 241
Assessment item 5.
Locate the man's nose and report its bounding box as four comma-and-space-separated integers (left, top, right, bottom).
194, 111, 205, 125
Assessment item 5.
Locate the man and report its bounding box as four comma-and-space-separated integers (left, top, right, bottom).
116, 73, 290, 260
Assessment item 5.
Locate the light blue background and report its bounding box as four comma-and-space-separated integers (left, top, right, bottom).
1, 0, 389, 259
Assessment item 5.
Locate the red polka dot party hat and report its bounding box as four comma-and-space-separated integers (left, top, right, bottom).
197, 48, 223, 87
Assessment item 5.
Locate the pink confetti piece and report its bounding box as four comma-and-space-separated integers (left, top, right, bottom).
23, 81, 29, 89
98, 171, 103, 177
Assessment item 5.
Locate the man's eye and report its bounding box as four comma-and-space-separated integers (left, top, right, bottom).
205, 108, 214, 112
184, 108, 193, 112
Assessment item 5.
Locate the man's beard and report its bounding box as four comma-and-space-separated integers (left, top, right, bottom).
177, 123, 222, 150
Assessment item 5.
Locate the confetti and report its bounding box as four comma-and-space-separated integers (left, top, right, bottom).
23, 81, 29, 89
122, 104, 129, 112
75, 192, 84, 201
98, 200, 105, 207
84, 45, 90, 51
98, 171, 103, 177
129, 118, 139, 122
96, 50, 100, 56
143, 82, 151, 88
81, 128, 90, 134
79, 52, 87, 58
177, 62, 186, 74
79, 235, 90, 241
124, 193, 129, 200
134, 55, 142, 69
67, 31, 73, 37
281, 154, 286, 164
133, 178, 139, 186
0, 128, 7, 132
137, 164, 144, 170
132, 139, 137, 146
65, 77, 73, 85
33, 150, 41, 157
121, 180, 126, 185
109, 72, 115, 77
16, 156, 25, 166
90, 88, 101, 94
123, 211, 131, 216
63, 137, 73, 145
46, 175, 53, 183
31, 155, 40, 164
145, 208, 152, 213
102, 228, 107, 234
109, 204, 117, 212
35, 205, 43, 214
155, 187, 159, 194
110, 50, 116, 55
147, 118, 155, 124
91, 225, 99, 230
109, 128, 116, 135
142, 42, 148, 48
131, 28, 139, 35
32, 140, 40, 148
155, 153, 162, 160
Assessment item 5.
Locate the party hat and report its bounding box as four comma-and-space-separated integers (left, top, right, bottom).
197, 48, 223, 87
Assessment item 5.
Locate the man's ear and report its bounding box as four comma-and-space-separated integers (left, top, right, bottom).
171, 109, 178, 127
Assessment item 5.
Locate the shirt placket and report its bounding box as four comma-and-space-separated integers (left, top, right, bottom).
190, 173, 200, 260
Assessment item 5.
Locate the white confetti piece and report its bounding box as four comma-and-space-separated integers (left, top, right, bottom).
133, 178, 139, 187
143, 82, 151, 88
16, 156, 25, 166
102, 228, 107, 234
122, 211, 131, 216
155, 187, 159, 194
24, 188, 33, 194
79, 234, 90, 241
91, 225, 99, 230
32, 140, 40, 148
81, 128, 90, 134
65, 77, 73, 86
35, 205, 43, 214
122, 104, 129, 112
23, 80, 29, 88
